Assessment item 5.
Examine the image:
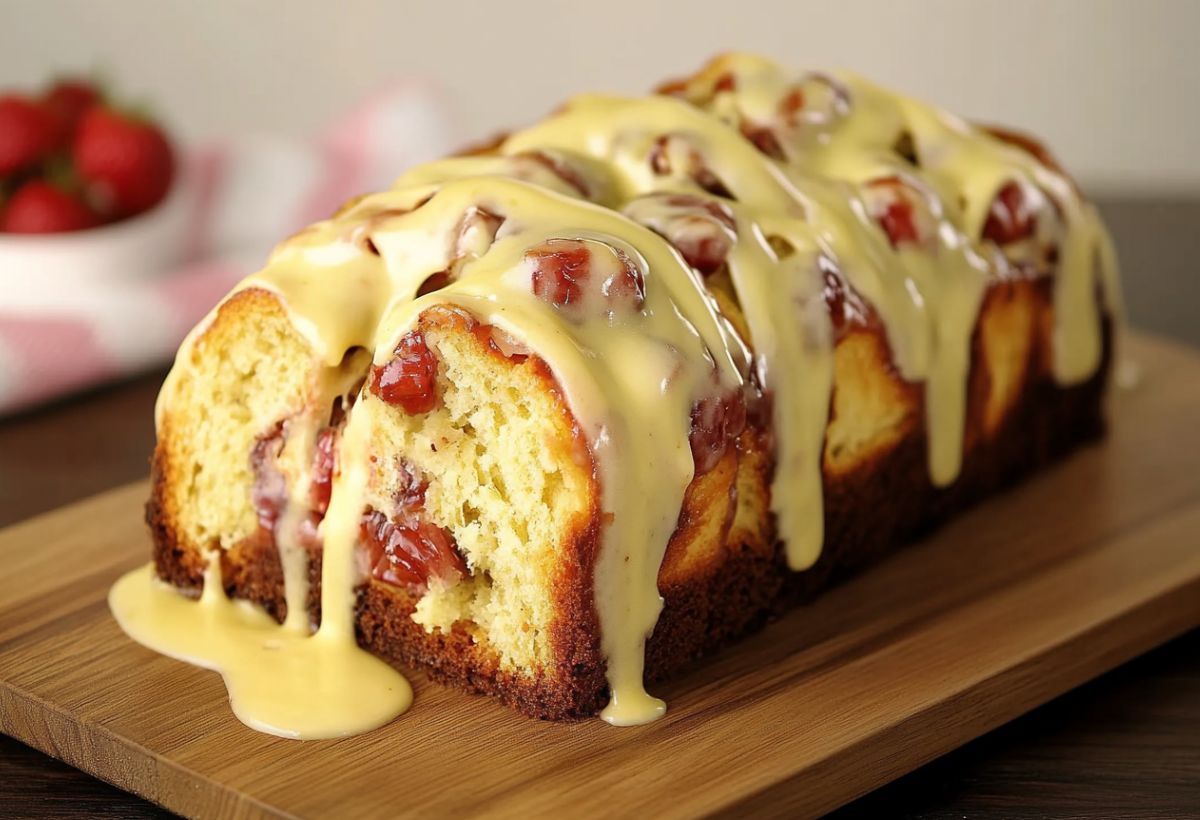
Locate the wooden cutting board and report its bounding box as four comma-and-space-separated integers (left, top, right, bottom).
1, 332, 1198, 819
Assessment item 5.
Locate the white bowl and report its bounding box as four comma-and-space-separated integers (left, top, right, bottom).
0, 176, 191, 308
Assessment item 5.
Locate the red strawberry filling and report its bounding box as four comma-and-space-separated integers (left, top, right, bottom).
740, 74, 853, 162
416, 271, 452, 297
527, 239, 645, 317
252, 418, 466, 594
865, 177, 926, 249
309, 427, 337, 517
982, 181, 1036, 245
246, 387, 468, 594
877, 197, 919, 247
820, 255, 870, 336
740, 122, 786, 161
689, 389, 748, 475
251, 419, 341, 548
779, 87, 807, 124
360, 510, 467, 592
672, 222, 733, 275
371, 331, 439, 414
361, 460, 467, 593
530, 240, 589, 306
648, 135, 734, 199
453, 206, 504, 267
625, 193, 737, 276
394, 460, 429, 510
471, 322, 530, 363
250, 423, 287, 533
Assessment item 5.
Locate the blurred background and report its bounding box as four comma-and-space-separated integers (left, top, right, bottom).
1, 0, 1197, 413
5, 0, 1196, 193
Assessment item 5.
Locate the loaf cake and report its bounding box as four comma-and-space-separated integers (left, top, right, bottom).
116, 53, 1121, 733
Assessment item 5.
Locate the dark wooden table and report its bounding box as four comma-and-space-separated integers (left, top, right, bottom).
1, 198, 1198, 818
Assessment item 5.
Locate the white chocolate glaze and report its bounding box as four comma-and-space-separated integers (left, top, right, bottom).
115, 53, 1120, 735
108, 555, 412, 739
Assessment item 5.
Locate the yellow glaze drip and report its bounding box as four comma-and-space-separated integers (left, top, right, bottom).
117, 53, 1120, 734
109, 556, 412, 740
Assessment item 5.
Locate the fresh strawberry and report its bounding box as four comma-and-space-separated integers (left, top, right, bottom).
0, 180, 100, 233
0, 95, 58, 176
73, 105, 174, 217
44, 79, 101, 144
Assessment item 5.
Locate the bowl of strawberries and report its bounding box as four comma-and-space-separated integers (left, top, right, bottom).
0, 76, 187, 303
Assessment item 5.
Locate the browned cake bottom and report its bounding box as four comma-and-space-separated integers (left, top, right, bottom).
149, 323, 1111, 721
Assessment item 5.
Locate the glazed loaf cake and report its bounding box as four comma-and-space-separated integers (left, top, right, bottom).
146, 53, 1119, 724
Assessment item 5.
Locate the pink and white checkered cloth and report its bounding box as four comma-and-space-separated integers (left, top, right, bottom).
0, 82, 453, 416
